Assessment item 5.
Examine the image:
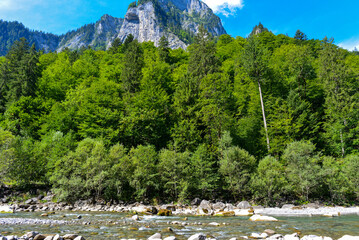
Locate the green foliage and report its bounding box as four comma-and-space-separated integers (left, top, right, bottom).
251, 156, 287, 204
0, 33, 358, 204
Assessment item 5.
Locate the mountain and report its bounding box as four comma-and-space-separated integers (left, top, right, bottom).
0, 20, 60, 56
0, 0, 226, 55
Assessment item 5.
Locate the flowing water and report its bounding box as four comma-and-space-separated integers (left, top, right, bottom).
0, 211, 358, 239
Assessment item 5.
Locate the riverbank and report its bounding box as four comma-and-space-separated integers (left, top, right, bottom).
2, 198, 359, 217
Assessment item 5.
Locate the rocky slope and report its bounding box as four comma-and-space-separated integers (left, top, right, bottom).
0, 0, 226, 55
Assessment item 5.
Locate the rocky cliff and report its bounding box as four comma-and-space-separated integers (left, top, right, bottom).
0, 0, 227, 55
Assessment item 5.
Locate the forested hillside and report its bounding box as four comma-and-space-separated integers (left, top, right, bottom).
0, 27, 359, 205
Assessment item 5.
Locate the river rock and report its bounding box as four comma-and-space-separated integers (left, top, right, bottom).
229, 238, 237, 240
264, 229, 276, 236
164, 237, 177, 240
44, 236, 54, 240
209, 222, 220, 226
338, 236, 359, 240
249, 215, 278, 222
284, 233, 300, 240
237, 201, 251, 209
25, 232, 39, 238
188, 234, 206, 240
132, 215, 140, 221
234, 209, 253, 216
0, 205, 13, 213
53, 235, 63, 240
73, 237, 85, 240
148, 233, 162, 240
6, 236, 16, 240
214, 211, 235, 217
267, 234, 284, 240
213, 202, 225, 211
34, 235, 47, 240
198, 200, 212, 215
63, 234, 78, 240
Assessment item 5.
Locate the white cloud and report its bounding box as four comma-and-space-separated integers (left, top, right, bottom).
0, 0, 45, 11
202, 0, 244, 17
338, 37, 359, 51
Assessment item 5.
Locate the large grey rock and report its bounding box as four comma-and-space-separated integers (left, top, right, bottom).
53, 235, 63, 240
26, 232, 39, 238
212, 202, 225, 211
188, 234, 206, 240
63, 235, 78, 240
148, 233, 162, 240
198, 200, 212, 215
237, 201, 251, 209
44, 236, 54, 240
73, 237, 85, 240
164, 237, 177, 240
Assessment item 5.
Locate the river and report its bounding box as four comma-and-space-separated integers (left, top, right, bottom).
0, 211, 359, 239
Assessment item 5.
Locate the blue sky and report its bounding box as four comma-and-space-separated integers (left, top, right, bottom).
0, 0, 358, 50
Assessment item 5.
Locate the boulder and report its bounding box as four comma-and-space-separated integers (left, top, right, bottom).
188, 234, 206, 240
158, 209, 172, 216
198, 200, 212, 215
0, 205, 13, 213
191, 198, 201, 206
73, 237, 85, 240
304, 203, 320, 209
26, 232, 39, 238
208, 222, 220, 226
34, 235, 47, 240
164, 237, 177, 240
234, 209, 254, 216
53, 235, 63, 240
63, 234, 78, 240
323, 212, 339, 217
264, 229, 276, 236
212, 202, 225, 211
249, 215, 278, 222
284, 233, 300, 240
148, 233, 162, 240
267, 234, 284, 240
44, 236, 54, 240
237, 201, 251, 209
214, 211, 235, 217
131, 215, 140, 221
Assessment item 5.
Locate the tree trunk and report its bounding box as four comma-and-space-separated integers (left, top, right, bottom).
340, 129, 345, 157
258, 79, 270, 151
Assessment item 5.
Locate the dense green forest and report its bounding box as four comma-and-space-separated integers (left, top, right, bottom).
0, 26, 359, 205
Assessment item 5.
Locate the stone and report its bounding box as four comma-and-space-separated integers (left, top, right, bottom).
73, 237, 85, 240
249, 215, 278, 222
214, 211, 235, 217
281, 204, 295, 209
158, 209, 172, 216
237, 201, 251, 209
264, 229, 276, 236
338, 236, 359, 240
0, 205, 13, 213
284, 233, 300, 240
251, 233, 261, 239
267, 234, 284, 240
6, 236, 16, 240
304, 203, 320, 209
53, 235, 63, 240
234, 209, 254, 216
191, 198, 201, 206
208, 222, 220, 226
77, 215, 82, 219
188, 234, 206, 240
212, 202, 225, 211
44, 236, 54, 240
229, 238, 238, 240
63, 235, 78, 240
148, 233, 162, 240
164, 237, 177, 240
198, 200, 212, 215
26, 232, 39, 238
34, 235, 47, 240
132, 215, 140, 221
